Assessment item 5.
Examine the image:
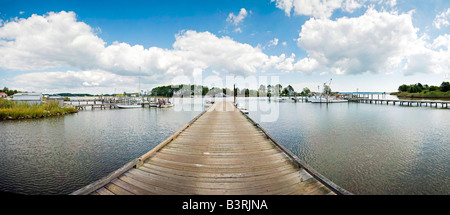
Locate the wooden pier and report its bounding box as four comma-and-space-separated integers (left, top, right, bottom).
67, 97, 169, 110
348, 98, 449, 108
67, 99, 118, 110
71, 101, 350, 195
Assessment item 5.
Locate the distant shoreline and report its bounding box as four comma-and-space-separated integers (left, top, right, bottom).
391, 91, 450, 99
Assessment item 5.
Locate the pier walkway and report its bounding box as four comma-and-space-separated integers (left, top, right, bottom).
71, 101, 349, 195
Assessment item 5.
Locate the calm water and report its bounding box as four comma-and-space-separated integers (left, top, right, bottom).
0, 102, 202, 194
0, 97, 448, 194
244, 98, 449, 195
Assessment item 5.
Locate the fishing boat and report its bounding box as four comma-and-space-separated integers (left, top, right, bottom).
308, 78, 348, 103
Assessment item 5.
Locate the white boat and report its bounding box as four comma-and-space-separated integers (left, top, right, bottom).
240, 108, 249, 114
276, 97, 288, 102
308, 78, 348, 103
117, 104, 142, 109
235, 103, 249, 114
158, 103, 174, 108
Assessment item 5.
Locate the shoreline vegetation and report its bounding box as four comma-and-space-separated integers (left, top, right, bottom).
391, 81, 450, 99
391, 91, 450, 98
0, 99, 78, 120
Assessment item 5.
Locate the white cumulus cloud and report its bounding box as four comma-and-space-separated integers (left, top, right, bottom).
434, 8, 450, 29
7, 70, 141, 94
227, 8, 249, 26
226, 8, 250, 33
297, 8, 450, 75
0, 11, 305, 93
172, 30, 273, 76
268, 38, 279, 47
0, 11, 290, 77
0, 11, 105, 71
271, 0, 363, 19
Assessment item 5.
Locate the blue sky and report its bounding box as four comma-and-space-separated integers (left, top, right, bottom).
0, 0, 449, 94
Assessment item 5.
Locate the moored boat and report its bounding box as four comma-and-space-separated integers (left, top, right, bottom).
235, 103, 249, 114
276, 97, 288, 102
117, 104, 142, 109
308, 79, 348, 103
158, 103, 174, 108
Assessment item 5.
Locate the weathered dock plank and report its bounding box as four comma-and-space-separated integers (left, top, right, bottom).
71, 101, 350, 195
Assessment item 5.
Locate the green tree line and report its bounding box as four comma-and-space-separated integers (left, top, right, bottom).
150, 84, 314, 97
397, 82, 450, 93
0, 87, 22, 96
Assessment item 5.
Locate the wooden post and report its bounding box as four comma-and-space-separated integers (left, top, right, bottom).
233, 84, 236, 105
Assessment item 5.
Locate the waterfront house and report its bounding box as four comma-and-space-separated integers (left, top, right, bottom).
0, 92, 6, 98
12, 92, 43, 104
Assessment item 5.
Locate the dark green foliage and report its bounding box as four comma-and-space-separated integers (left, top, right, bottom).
441, 81, 450, 92
398, 84, 409, 92
429, 86, 439, 91
408, 84, 422, 93
1, 87, 20, 96
300, 87, 311, 96
151, 85, 214, 97
397, 82, 448, 93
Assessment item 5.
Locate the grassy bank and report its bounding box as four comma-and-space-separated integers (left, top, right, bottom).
0, 99, 78, 120
391, 91, 450, 99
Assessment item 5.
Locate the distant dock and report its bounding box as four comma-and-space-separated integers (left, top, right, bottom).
66, 97, 164, 110
67, 99, 117, 110
348, 98, 449, 108
340, 93, 449, 108
71, 101, 350, 195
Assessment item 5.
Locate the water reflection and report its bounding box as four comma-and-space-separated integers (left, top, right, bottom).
0, 103, 202, 194
247, 99, 449, 195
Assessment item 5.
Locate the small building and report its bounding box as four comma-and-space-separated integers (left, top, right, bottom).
0, 92, 7, 98
47, 95, 65, 107
12, 92, 43, 104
